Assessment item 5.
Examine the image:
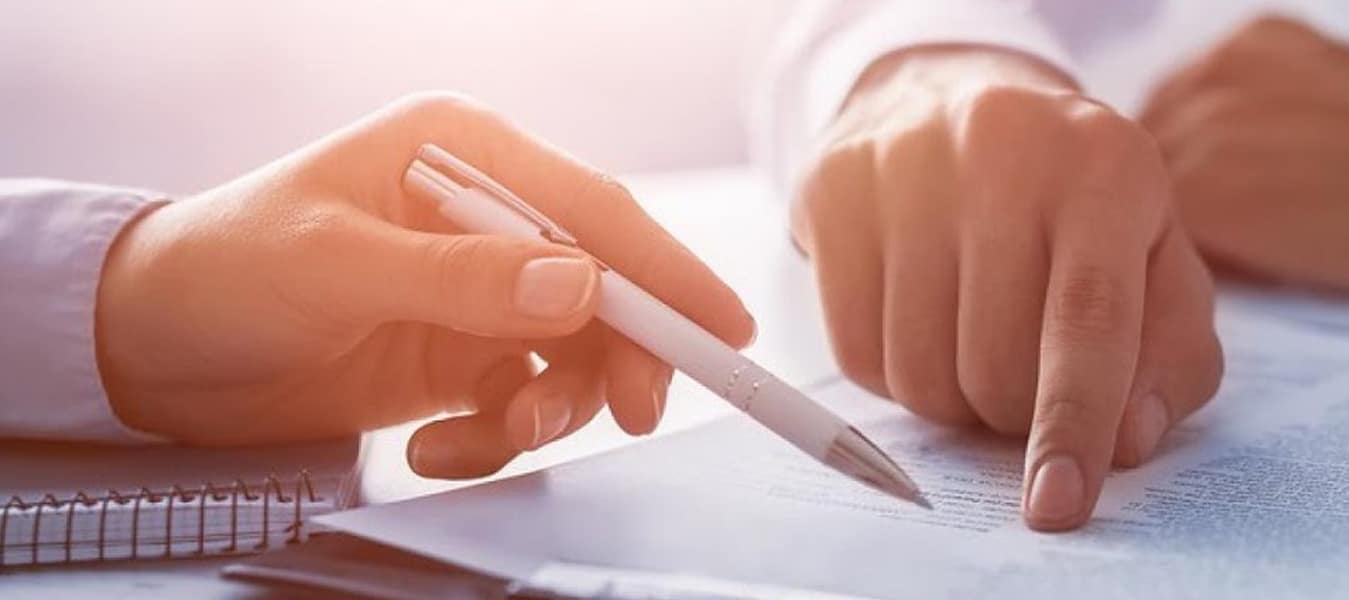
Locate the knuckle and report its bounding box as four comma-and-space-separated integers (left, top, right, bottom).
1049, 269, 1128, 338
817, 137, 872, 176
435, 235, 490, 270
1065, 107, 1170, 219
1187, 16, 1290, 89
1192, 332, 1225, 401
574, 169, 635, 213
1191, 56, 1227, 90
1070, 105, 1149, 157
426, 236, 492, 309
958, 84, 1045, 125
960, 369, 1035, 435
953, 85, 1078, 177
831, 337, 884, 392
1206, 340, 1225, 397
1240, 13, 1308, 41
1228, 14, 1322, 56
874, 123, 943, 176
885, 359, 973, 425
394, 91, 485, 119
1187, 247, 1219, 300
958, 374, 999, 410
546, 166, 639, 237
625, 240, 676, 284
390, 92, 508, 135
1183, 91, 1246, 130
957, 84, 1082, 132
956, 84, 1051, 145
798, 140, 875, 217
982, 410, 1033, 436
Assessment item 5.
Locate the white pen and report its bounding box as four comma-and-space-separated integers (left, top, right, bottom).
403, 144, 930, 509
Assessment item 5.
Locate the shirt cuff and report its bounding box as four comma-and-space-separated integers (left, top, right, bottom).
802, 1, 1077, 154
0, 180, 169, 443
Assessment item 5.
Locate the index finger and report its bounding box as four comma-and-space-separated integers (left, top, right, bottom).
391, 94, 756, 348
1024, 214, 1150, 531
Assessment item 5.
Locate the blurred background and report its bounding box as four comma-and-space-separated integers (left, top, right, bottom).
2, 1, 1347, 195
0, 1, 787, 193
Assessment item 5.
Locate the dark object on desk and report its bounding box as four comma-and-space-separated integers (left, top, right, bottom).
222, 533, 515, 600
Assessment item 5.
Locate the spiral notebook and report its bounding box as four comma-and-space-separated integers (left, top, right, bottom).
0, 437, 359, 567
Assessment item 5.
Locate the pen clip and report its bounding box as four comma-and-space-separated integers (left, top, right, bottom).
413, 143, 580, 247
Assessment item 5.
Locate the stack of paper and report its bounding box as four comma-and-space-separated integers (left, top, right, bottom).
317, 297, 1349, 599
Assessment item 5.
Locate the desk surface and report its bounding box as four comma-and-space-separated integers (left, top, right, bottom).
2, 166, 831, 598
10, 167, 1349, 598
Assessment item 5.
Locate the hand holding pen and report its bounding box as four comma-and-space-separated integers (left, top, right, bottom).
97, 94, 755, 474
407, 144, 927, 506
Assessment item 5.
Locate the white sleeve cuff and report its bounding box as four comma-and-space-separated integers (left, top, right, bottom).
802, 1, 1077, 153
749, 1, 1082, 196
0, 180, 169, 443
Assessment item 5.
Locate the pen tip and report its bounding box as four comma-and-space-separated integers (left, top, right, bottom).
912, 493, 934, 511
876, 475, 931, 510
826, 426, 933, 510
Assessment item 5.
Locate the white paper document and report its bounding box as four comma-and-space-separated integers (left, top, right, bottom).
319, 304, 1349, 599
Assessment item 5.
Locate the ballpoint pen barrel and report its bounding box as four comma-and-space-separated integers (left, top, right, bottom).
406, 161, 540, 239
596, 271, 842, 458
599, 278, 928, 507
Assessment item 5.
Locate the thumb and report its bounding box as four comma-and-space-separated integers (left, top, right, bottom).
1113, 227, 1223, 467
340, 218, 601, 337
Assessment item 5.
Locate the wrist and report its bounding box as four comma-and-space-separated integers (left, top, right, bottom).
95, 201, 173, 434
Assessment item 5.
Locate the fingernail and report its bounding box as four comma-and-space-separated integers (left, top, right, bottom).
409, 438, 430, 474
648, 370, 671, 434
514, 257, 596, 320
746, 314, 759, 347
1027, 455, 1085, 526
1132, 392, 1170, 462
526, 393, 572, 450
409, 437, 448, 476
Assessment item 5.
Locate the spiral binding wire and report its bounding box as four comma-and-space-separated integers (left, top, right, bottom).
0, 471, 321, 567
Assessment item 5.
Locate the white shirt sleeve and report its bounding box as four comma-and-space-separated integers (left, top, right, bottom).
749, 0, 1155, 195
0, 180, 167, 443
